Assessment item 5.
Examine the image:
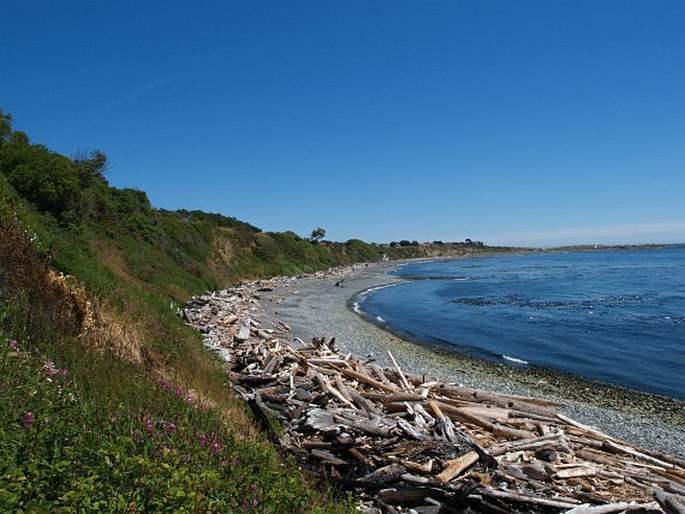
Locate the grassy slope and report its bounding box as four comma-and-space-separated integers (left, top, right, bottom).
0, 111, 504, 511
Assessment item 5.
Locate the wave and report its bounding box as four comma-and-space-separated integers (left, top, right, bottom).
502, 354, 529, 365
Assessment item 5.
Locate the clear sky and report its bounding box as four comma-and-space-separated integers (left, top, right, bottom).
2, 1, 684, 246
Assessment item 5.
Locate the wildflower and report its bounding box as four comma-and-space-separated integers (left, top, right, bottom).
145, 421, 154, 438
60, 368, 69, 378
9, 339, 19, 352
43, 359, 58, 377
162, 380, 172, 391
250, 483, 261, 508
163, 421, 177, 435
174, 386, 183, 398
23, 411, 35, 429
185, 392, 195, 404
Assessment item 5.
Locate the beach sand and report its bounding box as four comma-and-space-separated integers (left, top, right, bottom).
256, 261, 685, 460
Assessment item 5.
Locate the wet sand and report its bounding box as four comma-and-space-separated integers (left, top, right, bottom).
256, 261, 685, 459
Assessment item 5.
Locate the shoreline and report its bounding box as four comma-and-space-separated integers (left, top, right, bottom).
257, 260, 685, 459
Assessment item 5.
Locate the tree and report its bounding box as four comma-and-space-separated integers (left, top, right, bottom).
309, 227, 326, 242
0, 110, 13, 145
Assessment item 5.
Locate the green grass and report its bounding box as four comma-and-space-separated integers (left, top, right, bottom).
0, 330, 354, 512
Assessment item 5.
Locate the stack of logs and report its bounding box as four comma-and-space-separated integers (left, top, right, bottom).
182, 278, 685, 514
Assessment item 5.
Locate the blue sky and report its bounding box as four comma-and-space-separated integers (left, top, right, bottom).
3, 1, 684, 246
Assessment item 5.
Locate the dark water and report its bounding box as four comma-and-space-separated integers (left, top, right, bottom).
357, 247, 685, 399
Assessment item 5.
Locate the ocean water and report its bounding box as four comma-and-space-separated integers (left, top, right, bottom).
357, 247, 685, 399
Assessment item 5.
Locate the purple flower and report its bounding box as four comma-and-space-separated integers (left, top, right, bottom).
60, 368, 69, 378
163, 421, 177, 435
43, 360, 58, 377
23, 411, 35, 429
174, 386, 183, 398
162, 380, 172, 391
185, 392, 195, 404
9, 339, 19, 352
145, 421, 154, 438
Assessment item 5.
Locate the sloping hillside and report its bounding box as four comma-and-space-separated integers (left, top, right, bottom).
0, 109, 501, 511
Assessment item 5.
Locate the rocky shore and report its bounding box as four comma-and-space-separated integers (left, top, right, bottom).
181, 261, 685, 513
256, 262, 685, 460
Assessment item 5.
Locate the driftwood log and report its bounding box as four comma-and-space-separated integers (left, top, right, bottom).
183, 272, 685, 513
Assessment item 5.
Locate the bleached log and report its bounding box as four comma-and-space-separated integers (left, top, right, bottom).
313, 372, 357, 409
554, 464, 599, 480
387, 350, 412, 391
345, 385, 382, 415
234, 323, 251, 341
334, 373, 353, 402
602, 439, 675, 469
368, 363, 397, 389
359, 463, 406, 485
436, 383, 559, 418
475, 488, 581, 510
334, 365, 397, 393
436, 451, 479, 482
333, 413, 393, 437
434, 401, 535, 440
396, 418, 429, 441
654, 488, 685, 514
428, 400, 463, 444
563, 502, 643, 514
311, 449, 349, 466
488, 431, 568, 457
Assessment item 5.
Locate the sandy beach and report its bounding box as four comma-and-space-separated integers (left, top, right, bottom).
256, 261, 685, 460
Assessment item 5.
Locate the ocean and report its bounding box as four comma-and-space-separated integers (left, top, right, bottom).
357, 247, 685, 399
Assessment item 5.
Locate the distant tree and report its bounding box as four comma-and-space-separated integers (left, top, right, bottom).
465, 238, 473, 245
411, 240, 419, 246
389, 241, 398, 247
0, 110, 13, 145
73, 149, 109, 188
309, 227, 326, 242
433, 240, 444, 245
399, 240, 411, 247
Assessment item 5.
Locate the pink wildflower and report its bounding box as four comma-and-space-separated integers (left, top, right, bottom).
174, 386, 183, 398
185, 392, 195, 404
9, 339, 19, 352
60, 368, 69, 378
43, 360, 58, 377
23, 411, 35, 429
145, 421, 154, 438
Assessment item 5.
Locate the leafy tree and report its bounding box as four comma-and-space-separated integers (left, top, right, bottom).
0, 110, 12, 145
73, 149, 109, 188
1, 136, 82, 218
309, 227, 326, 242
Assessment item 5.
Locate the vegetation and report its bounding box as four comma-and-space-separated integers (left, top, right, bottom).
0, 109, 508, 510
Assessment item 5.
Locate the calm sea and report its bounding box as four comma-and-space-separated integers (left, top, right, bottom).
357, 247, 685, 399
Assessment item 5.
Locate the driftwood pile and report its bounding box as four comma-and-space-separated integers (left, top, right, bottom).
182, 277, 685, 514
